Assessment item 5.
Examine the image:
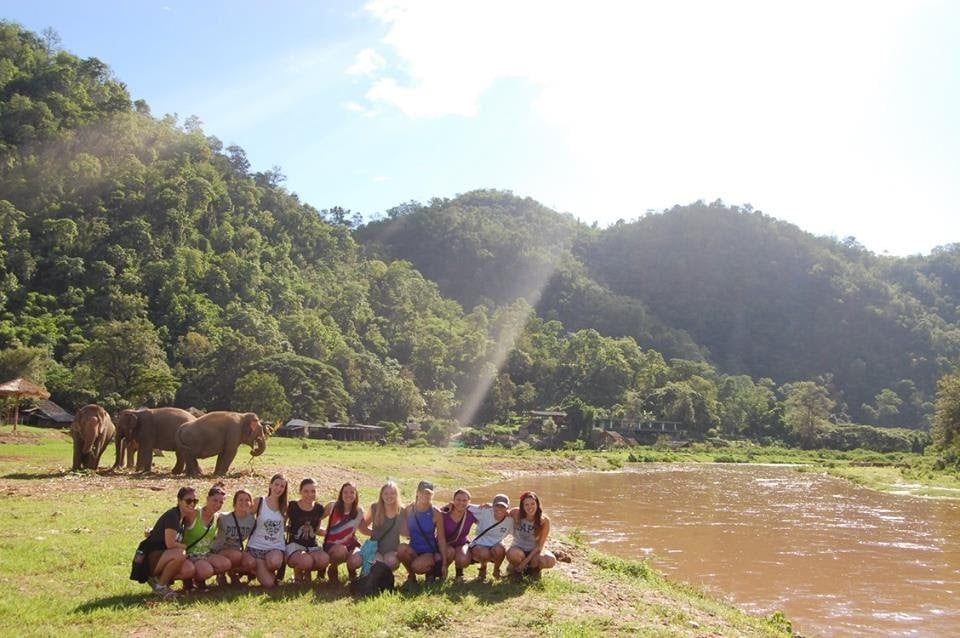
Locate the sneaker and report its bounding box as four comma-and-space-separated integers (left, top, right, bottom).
153, 584, 176, 600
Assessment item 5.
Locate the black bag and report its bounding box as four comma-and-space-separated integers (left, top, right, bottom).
350, 560, 395, 598
130, 515, 185, 583
129, 538, 156, 583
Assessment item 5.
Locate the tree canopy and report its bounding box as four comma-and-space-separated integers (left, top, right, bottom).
1, 22, 956, 452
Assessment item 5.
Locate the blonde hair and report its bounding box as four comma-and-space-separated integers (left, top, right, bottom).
372, 481, 402, 528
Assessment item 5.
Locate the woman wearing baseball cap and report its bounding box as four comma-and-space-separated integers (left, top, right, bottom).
468, 493, 514, 581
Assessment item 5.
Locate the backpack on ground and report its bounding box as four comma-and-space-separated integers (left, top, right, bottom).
350, 561, 395, 598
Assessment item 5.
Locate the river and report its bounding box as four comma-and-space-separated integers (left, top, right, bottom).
472, 463, 960, 637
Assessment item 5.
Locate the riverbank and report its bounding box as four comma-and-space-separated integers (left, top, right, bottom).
604, 441, 960, 499
0, 426, 792, 637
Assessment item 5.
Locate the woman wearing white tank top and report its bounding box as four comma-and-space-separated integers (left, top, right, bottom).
246, 473, 288, 588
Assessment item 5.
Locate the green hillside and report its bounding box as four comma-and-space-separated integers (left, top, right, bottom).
1, 21, 955, 448
357, 193, 960, 428
583, 202, 960, 425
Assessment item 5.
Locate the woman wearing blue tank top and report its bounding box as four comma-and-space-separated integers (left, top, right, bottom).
397, 480, 448, 587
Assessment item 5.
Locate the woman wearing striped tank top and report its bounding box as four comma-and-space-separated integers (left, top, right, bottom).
322, 482, 364, 583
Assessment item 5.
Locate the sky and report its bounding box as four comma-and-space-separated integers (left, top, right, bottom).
3, 0, 958, 256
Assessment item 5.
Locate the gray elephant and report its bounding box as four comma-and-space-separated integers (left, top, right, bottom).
71, 404, 116, 471
112, 415, 138, 470
174, 411, 267, 476
115, 407, 196, 473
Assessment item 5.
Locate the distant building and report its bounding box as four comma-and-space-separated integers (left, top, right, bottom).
277, 419, 385, 443
596, 418, 688, 444
20, 400, 73, 428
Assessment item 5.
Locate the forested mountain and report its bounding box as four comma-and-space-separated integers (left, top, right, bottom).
358, 198, 960, 428
583, 203, 960, 425
0, 22, 954, 448
357, 193, 704, 361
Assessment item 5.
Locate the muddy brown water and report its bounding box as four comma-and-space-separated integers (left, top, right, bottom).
471, 464, 960, 637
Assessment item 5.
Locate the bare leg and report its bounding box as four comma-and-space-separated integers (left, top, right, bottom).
327, 544, 348, 583
491, 544, 506, 578
154, 549, 187, 586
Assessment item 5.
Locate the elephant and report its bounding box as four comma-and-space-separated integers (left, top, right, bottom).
174, 411, 266, 476
71, 404, 116, 471
115, 407, 196, 473
113, 413, 138, 470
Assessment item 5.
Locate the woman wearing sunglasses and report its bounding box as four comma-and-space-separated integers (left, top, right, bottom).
145, 486, 199, 599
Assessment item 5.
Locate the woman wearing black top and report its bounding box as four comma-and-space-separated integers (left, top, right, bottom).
285, 478, 330, 584
147, 486, 198, 599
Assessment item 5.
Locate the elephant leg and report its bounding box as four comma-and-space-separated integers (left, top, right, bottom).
126, 441, 137, 469
186, 456, 202, 477
71, 439, 82, 471
172, 452, 185, 475
93, 441, 108, 471
136, 444, 152, 473
214, 448, 238, 476
112, 438, 123, 470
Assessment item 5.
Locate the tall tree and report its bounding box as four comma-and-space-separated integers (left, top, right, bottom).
233, 370, 291, 425
781, 381, 835, 448
932, 371, 960, 457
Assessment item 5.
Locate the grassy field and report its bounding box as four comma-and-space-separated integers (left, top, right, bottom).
0, 426, 795, 637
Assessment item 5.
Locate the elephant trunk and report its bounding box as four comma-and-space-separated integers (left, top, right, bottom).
81, 420, 99, 456
250, 435, 266, 457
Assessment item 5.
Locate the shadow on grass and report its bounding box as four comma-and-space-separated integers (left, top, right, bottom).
73, 575, 537, 614
72, 582, 314, 614
2, 470, 66, 480
355, 575, 534, 606
1, 467, 267, 481
72, 593, 146, 614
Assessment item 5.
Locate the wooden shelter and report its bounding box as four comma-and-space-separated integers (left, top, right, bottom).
20, 400, 73, 428
0, 378, 51, 431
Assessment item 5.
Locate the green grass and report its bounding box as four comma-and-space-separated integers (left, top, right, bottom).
0, 425, 795, 637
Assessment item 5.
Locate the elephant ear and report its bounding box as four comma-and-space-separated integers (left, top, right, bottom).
244, 413, 260, 435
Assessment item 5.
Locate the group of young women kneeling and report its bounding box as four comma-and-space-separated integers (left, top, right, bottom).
144, 474, 556, 599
